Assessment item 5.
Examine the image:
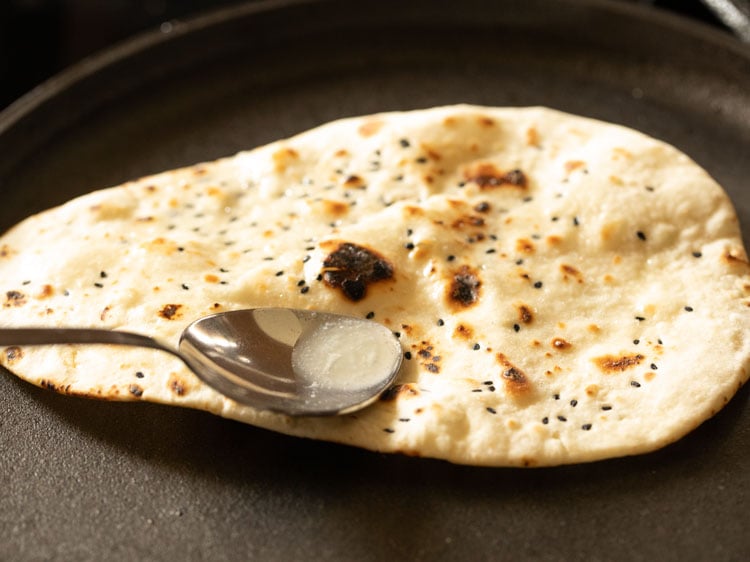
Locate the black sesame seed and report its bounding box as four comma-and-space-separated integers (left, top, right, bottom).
399, 418, 410, 422
635, 316, 646, 321
486, 407, 497, 414
297, 280, 306, 287
633, 339, 640, 345
557, 416, 567, 422
405, 242, 415, 250
404, 352, 412, 360
135, 371, 145, 379
22, 280, 30, 285
486, 248, 496, 254
447, 255, 456, 262
692, 251, 702, 258
516, 259, 524, 265
275, 271, 284, 277
602, 405, 612, 411
415, 156, 428, 164
631, 380, 641, 388
383, 428, 395, 433
483, 380, 493, 385
366, 311, 375, 319
300, 286, 310, 294
650, 363, 658, 370
219, 268, 229, 273
554, 393, 560, 400
181, 283, 190, 290
473, 343, 480, 350
488, 386, 496, 392
581, 423, 592, 431
472, 389, 482, 393
542, 417, 549, 424
636, 231, 647, 241
684, 306, 694, 312
513, 324, 520, 332
302, 255, 311, 263
94, 282, 103, 288
100, 271, 108, 278
658, 339, 663, 345
393, 331, 401, 338
570, 399, 578, 407
573, 216, 580, 226
533, 281, 543, 289
399, 138, 410, 148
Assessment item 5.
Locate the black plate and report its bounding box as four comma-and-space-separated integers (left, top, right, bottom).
2, 1, 750, 560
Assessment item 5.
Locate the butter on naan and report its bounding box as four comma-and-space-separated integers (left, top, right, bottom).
1, 105, 749, 467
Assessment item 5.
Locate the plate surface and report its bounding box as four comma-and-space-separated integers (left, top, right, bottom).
1, 1, 750, 560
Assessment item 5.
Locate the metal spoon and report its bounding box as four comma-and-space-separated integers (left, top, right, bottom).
0, 308, 403, 416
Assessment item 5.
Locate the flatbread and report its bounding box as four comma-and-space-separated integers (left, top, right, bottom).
1, 105, 748, 467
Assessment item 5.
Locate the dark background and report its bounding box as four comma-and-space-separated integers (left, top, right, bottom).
0, 0, 733, 112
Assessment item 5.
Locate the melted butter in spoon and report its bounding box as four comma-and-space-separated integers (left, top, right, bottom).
292, 316, 402, 391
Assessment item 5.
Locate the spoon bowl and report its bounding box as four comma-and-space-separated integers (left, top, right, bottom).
0, 308, 404, 416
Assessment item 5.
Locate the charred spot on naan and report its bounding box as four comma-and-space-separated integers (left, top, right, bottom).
158, 304, 183, 320
464, 162, 528, 190
0, 245, 15, 258
413, 341, 442, 374
516, 303, 534, 325
593, 353, 645, 372
342, 174, 366, 189
4, 290, 27, 307
451, 214, 486, 230
560, 264, 584, 283
446, 265, 481, 309
496, 353, 533, 398
4, 346, 23, 365
320, 241, 394, 302
168, 372, 189, 396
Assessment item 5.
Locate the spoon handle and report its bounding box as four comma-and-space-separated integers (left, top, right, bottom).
0, 328, 179, 358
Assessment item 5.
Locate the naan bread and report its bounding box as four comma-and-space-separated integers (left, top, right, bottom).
1, 105, 749, 467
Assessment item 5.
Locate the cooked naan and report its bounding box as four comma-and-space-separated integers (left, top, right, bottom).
1, 105, 749, 466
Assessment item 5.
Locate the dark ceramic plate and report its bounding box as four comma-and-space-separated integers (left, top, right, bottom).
1, 1, 750, 560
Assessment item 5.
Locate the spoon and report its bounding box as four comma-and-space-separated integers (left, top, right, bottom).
0, 308, 403, 416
